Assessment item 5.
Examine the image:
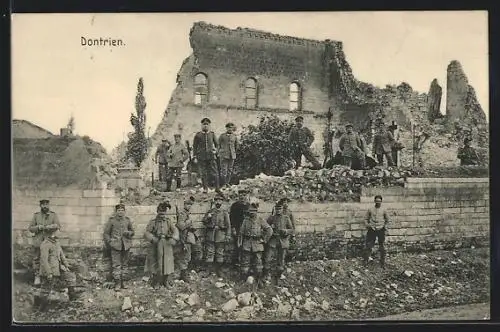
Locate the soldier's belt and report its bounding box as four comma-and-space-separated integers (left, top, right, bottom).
243, 235, 262, 239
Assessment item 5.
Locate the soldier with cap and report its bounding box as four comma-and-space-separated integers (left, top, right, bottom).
288, 116, 322, 170
264, 202, 294, 285
103, 203, 135, 291
144, 201, 179, 288
363, 195, 390, 269
155, 138, 171, 182
457, 137, 480, 166
339, 123, 366, 169
372, 121, 395, 167
202, 194, 231, 276
29, 199, 61, 286
174, 196, 197, 282
193, 117, 222, 194
166, 133, 189, 192
218, 122, 239, 187
238, 198, 273, 286
229, 188, 250, 266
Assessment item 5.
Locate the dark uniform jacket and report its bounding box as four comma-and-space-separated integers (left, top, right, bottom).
40, 237, 69, 277
373, 129, 395, 154
218, 132, 238, 160
176, 208, 197, 245
266, 214, 294, 249
339, 132, 365, 158
240, 214, 273, 252
193, 131, 218, 161
29, 211, 61, 247
103, 215, 135, 251
167, 143, 189, 168
144, 214, 179, 244
288, 127, 314, 151
156, 143, 171, 164
230, 200, 249, 237
203, 208, 231, 243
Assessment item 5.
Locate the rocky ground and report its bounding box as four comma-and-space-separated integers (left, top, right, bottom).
371, 302, 490, 321
13, 247, 489, 323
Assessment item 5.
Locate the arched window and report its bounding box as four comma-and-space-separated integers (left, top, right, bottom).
245, 78, 258, 109
290, 82, 301, 111
194, 73, 208, 105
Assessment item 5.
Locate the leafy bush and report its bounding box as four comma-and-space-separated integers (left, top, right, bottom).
233, 115, 296, 181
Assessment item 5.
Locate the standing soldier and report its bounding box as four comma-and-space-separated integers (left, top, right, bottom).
372, 121, 395, 167
175, 196, 196, 282
288, 116, 322, 170
202, 194, 231, 276
229, 189, 250, 267
103, 203, 135, 291
363, 195, 390, 269
457, 137, 480, 166
166, 133, 189, 192
239, 198, 273, 286
264, 202, 294, 285
144, 202, 179, 288
37, 230, 83, 305
218, 123, 239, 188
155, 138, 171, 182
339, 123, 365, 169
29, 199, 61, 286
193, 118, 222, 194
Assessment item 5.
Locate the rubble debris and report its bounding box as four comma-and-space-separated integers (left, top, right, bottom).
121, 297, 132, 311
222, 299, 239, 313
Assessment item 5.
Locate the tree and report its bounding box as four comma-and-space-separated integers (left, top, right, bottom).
397, 82, 413, 103
67, 114, 75, 133
126, 78, 148, 167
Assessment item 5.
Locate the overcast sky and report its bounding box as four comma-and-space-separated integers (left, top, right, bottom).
12, 11, 488, 152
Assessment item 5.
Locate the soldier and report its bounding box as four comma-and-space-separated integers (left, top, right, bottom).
372, 121, 395, 167
264, 203, 294, 285
193, 118, 223, 194
202, 194, 231, 276
29, 199, 61, 286
218, 123, 239, 188
457, 137, 480, 166
339, 123, 366, 169
155, 138, 171, 182
103, 203, 135, 291
166, 133, 189, 192
175, 196, 196, 282
238, 198, 273, 286
288, 116, 322, 170
144, 202, 179, 288
363, 195, 390, 269
229, 189, 250, 266
36, 230, 83, 306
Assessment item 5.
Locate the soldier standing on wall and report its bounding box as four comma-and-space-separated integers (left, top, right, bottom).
29, 199, 61, 286
144, 202, 179, 288
166, 133, 189, 192
363, 195, 390, 269
239, 198, 273, 287
229, 189, 250, 268
218, 123, 239, 188
372, 121, 396, 167
155, 138, 171, 183
202, 194, 231, 277
103, 203, 135, 291
339, 123, 366, 169
288, 116, 322, 170
193, 118, 223, 195
264, 202, 294, 285
175, 196, 196, 282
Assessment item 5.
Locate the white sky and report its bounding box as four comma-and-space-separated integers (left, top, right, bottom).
12, 12, 488, 152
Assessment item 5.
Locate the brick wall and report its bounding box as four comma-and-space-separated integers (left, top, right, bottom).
13, 178, 489, 272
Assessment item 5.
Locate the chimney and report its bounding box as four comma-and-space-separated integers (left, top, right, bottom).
60, 128, 70, 137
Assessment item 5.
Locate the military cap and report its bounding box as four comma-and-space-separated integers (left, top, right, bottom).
201, 118, 211, 124
345, 123, 353, 128
295, 116, 304, 122
162, 138, 167, 141
174, 133, 181, 137
226, 122, 235, 128
213, 193, 224, 201
39, 199, 50, 204
115, 203, 125, 211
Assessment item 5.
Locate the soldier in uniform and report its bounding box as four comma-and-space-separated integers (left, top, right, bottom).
457, 137, 480, 166
166, 133, 189, 192
29, 199, 61, 286
155, 138, 171, 182
288, 116, 322, 170
339, 123, 366, 169
202, 194, 231, 276
264, 203, 294, 285
103, 203, 135, 291
229, 189, 250, 267
372, 121, 395, 167
36, 230, 83, 306
238, 198, 273, 286
175, 196, 196, 282
218, 123, 239, 187
193, 118, 222, 194
144, 202, 179, 288
363, 195, 390, 269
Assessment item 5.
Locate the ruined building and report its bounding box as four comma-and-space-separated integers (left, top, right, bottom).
141, 22, 488, 179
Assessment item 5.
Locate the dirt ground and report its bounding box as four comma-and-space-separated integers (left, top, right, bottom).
12, 247, 489, 323
371, 302, 490, 321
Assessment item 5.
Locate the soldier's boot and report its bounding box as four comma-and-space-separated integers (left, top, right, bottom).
180, 269, 189, 283
166, 180, 172, 192
362, 249, 370, 266
150, 274, 160, 289
240, 270, 249, 282
166, 274, 174, 288
256, 271, 265, 289
113, 279, 121, 292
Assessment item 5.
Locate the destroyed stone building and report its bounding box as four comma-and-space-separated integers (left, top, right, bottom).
13, 119, 55, 139
135, 22, 487, 179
